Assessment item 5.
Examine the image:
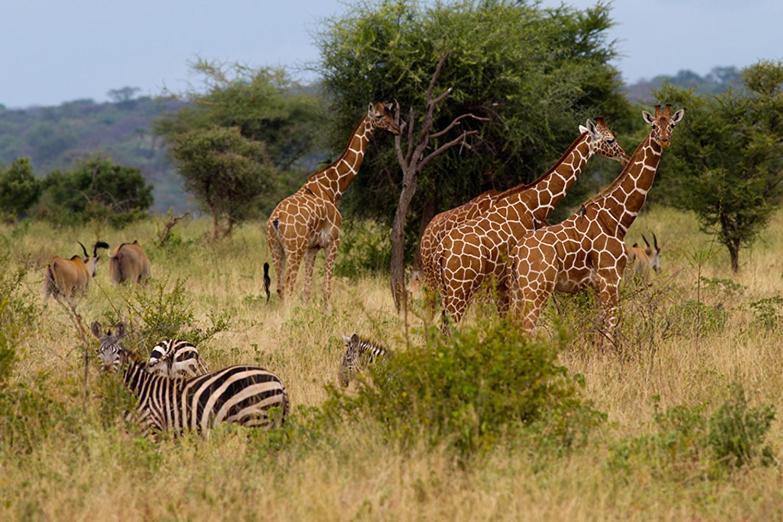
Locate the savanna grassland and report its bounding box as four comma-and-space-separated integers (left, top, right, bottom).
2, 206, 783, 521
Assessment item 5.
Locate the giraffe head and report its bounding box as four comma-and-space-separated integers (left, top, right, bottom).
642, 104, 685, 149
367, 101, 401, 135
578, 117, 629, 164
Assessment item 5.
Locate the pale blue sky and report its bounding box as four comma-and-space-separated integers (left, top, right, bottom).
1, 0, 780, 108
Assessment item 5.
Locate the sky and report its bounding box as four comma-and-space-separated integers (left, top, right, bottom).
1, 0, 781, 108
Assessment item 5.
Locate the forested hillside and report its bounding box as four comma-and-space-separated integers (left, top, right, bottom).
623, 66, 744, 101
0, 94, 189, 212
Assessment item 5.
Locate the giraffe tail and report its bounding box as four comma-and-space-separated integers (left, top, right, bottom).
263, 262, 271, 303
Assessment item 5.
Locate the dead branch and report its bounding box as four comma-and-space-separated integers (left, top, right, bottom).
156, 212, 190, 246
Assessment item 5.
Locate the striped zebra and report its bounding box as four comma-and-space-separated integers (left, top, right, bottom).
338, 333, 389, 387
92, 321, 288, 435
148, 339, 209, 379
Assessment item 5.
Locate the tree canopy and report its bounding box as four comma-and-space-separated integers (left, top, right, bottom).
317, 0, 633, 234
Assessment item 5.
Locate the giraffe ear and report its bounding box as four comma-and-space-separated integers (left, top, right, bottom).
642, 111, 655, 126
367, 102, 377, 117
671, 108, 685, 126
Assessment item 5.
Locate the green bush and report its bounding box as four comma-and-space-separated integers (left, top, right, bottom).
0, 379, 70, 455
609, 386, 775, 480
334, 219, 392, 277
104, 277, 230, 353
325, 321, 604, 457
35, 156, 153, 227
0, 157, 42, 221
667, 299, 728, 337
749, 295, 783, 331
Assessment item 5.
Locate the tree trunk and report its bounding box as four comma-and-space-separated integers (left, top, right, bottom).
414, 192, 438, 271
728, 240, 740, 273
390, 167, 417, 311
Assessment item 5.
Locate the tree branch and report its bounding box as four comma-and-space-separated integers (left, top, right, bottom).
418, 130, 479, 172
430, 113, 488, 139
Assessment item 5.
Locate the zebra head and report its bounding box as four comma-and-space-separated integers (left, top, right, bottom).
91, 321, 129, 371
338, 333, 362, 388
147, 341, 172, 376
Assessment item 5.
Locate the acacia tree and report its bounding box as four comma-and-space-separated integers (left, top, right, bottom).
389, 54, 485, 309
0, 157, 41, 221
171, 127, 273, 238
318, 0, 631, 276
657, 61, 783, 272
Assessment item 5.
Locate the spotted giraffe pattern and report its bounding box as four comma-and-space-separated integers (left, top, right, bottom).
418, 189, 498, 296
509, 105, 684, 344
267, 102, 400, 302
436, 118, 629, 328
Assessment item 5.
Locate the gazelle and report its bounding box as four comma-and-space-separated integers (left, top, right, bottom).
43, 241, 110, 302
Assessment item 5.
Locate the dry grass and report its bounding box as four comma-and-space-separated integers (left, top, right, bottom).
1, 207, 782, 521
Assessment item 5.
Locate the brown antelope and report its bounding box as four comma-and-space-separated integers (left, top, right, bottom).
43, 241, 110, 302
626, 233, 661, 280
109, 240, 151, 284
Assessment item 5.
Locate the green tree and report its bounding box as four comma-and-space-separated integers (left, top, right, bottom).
317, 0, 632, 239
170, 126, 273, 238
36, 156, 153, 227
656, 61, 783, 272
155, 62, 326, 212
0, 157, 42, 221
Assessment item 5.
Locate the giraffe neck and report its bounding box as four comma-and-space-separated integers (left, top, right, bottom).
588, 133, 662, 238
495, 133, 592, 222
303, 116, 373, 201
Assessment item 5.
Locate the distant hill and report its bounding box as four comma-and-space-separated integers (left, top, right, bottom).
623, 66, 744, 103
0, 95, 192, 212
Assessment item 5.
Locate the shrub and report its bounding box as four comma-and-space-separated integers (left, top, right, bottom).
0, 249, 39, 384
0, 157, 42, 221
35, 156, 153, 227
104, 277, 230, 354
325, 321, 604, 457
0, 378, 72, 455
334, 219, 392, 277
667, 299, 727, 337
749, 295, 783, 331
609, 386, 775, 480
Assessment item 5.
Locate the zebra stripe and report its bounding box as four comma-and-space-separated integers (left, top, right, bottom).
338, 334, 389, 387
148, 339, 209, 379
119, 358, 288, 434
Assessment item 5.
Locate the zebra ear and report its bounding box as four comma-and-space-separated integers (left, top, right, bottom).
342, 335, 352, 345
351, 333, 360, 343
115, 322, 126, 338
90, 321, 102, 339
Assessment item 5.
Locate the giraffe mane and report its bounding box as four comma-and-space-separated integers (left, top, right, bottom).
303, 114, 368, 184
493, 132, 587, 201
580, 133, 652, 209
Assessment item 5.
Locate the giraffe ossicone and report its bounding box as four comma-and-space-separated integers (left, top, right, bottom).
435, 117, 629, 330
509, 105, 685, 346
266, 101, 400, 303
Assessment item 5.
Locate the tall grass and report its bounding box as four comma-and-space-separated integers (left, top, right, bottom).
0, 208, 782, 520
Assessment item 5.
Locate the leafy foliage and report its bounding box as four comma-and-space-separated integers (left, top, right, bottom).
318, 0, 633, 231
334, 219, 392, 276
656, 61, 783, 272
0, 157, 42, 221
169, 126, 273, 237
326, 320, 604, 457
0, 250, 39, 384
610, 386, 775, 480
34, 156, 153, 227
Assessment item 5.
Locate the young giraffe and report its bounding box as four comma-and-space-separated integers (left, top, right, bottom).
436, 118, 629, 329
418, 188, 499, 299
267, 102, 400, 302
509, 105, 685, 343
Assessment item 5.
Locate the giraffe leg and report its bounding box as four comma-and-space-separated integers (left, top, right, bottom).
283, 249, 304, 302
510, 245, 556, 333
323, 236, 341, 304
594, 275, 620, 349
302, 248, 318, 301
267, 227, 286, 300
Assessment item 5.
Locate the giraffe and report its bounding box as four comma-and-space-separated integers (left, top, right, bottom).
509, 105, 685, 344
436, 118, 629, 329
266, 102, 400, 302
418, 188, 498, 303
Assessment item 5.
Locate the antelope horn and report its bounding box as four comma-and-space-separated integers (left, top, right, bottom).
653, 232, 659, 250
77, 241, 88, 258
642, 234, 650, 248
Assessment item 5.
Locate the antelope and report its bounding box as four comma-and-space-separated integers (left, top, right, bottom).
43, 241, 110, 302
109, 240, 151, 284
626, 233, 661, 280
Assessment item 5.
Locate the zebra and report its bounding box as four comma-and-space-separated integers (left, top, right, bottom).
148, 339, 209, 379
92, 321, 289, 435
337, 333, 389, 388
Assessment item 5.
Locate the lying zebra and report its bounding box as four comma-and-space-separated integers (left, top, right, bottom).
338, 333, 389, 388
147, 339, 209, 379
92, 321, 288, 435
